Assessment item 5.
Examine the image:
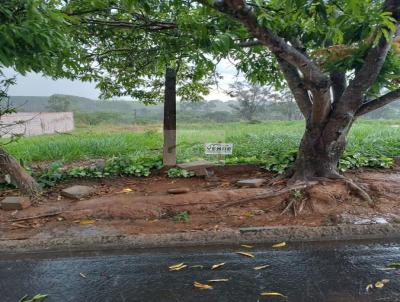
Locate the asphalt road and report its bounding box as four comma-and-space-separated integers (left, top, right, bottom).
1, 240, 400, 302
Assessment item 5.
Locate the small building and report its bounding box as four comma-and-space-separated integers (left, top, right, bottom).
0, 112, 74, 137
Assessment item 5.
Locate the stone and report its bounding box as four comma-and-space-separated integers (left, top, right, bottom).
167, 188, 191, 194
177, 160, 215, 177
0, 196, 31, 211
236, 178, 265, 188
61, 185, 96, 200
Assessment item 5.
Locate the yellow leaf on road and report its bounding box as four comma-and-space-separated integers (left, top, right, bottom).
375, 281, 384, 288
207, 279, 230, 282
169, 263, 187, 271
194, 281, 213, 289
119, 188, 134, 193
79, 219, 95, 225
236, 252, 255, 258
272, 242, 286, 248
241, 244, 254, 249
211, 262, 225, 270
169, 262, 184, 269
260, 292, 287, 298
79, 272, 87, 279
254, 264, 270, 270
366, 284, 373, 292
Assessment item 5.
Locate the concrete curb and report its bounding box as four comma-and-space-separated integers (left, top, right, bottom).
1, 223, 400, 254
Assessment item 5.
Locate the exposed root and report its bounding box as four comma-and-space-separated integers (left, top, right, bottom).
281, 188, 308, 216
341, 178, 374, 205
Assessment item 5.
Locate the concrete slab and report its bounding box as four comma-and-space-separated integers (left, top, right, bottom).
0, 196, 31, 211
61, 185, 96, 200
237, 178, 265, 188
177, 160, 215, 177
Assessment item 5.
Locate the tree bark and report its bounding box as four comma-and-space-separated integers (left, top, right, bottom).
0, 148, 41, 196
163, 67, 177, 167
289, 124, 348, 182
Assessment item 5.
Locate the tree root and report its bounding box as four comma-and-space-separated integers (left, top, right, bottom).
279, 175, 373, 217
281, 187, 308, 216
340, 178, 374, 205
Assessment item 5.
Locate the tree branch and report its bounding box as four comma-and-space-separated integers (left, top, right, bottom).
277, 58, 312, 119
355, 88, 400, 116
199, 0, 330, 89
335, 1, 399, 114
330, 71, 347, 104
83, 18, 177, 31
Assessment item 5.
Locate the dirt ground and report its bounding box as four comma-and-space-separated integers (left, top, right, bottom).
1, 164, 400, 240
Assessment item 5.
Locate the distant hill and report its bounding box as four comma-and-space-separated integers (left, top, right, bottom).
10, 94, 162, 113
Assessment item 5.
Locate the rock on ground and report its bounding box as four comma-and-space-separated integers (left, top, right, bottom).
61, 185, 96, 200
236, 178, 265, 188
0, 196, 31, 211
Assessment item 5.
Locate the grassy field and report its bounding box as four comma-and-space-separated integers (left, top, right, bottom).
4, 120, 400, 165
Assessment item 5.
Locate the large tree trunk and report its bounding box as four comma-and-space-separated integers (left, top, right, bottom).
163, 67, 177, 167
0, 148, 41, 196
289, 117, 351, 182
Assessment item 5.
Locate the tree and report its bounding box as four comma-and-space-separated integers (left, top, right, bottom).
192, 0, 400, 185
227, 81, 276, 121
0, 0, 74, 196
60, 0, 219, 166
47, 95, 72, 112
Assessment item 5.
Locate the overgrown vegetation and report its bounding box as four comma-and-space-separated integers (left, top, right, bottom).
32, 156, 162, 187
167, 168, 194, 178
12, 120, 398, 186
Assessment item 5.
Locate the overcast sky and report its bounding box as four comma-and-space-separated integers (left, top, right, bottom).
4, 60, 242, 102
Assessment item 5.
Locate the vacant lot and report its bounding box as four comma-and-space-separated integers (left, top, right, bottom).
4, 120, 400, 165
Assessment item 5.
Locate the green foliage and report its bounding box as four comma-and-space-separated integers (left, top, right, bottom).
104, 156, 162, 177
4, 121, 400, 184
33, 156, 162, 187
33, 161, 64, 187
264, 150, 298, 174
338, 153, 394, 172
173, 211, 190, 222
19, 293, 48, 302
167, 168, 194, 178
0, 0, 75, 75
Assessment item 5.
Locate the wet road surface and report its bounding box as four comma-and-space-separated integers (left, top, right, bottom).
1, 240, 400, 302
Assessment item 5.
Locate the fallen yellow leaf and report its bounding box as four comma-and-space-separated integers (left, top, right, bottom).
79, 219, 95, 225
272, 242, 286, 248
236, 251, 255, 258
207, 279, 230, 282
121, 188, 134, 193
260, 292, 287, 298
241, 244, 254, 249
375, 281, 384, 288
169, 262, 187, 271
169, 262, 185, 269
211, 262, 225, 270
194, 281, 213, 289
254, 264, 270, 270
79, 272, 87, 278
366, 284, 373, 292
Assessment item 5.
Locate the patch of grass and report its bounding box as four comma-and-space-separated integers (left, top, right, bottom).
4, 120, 400, 170
173, 211, 190, 222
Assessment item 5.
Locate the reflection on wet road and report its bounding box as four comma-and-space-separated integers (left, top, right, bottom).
1, 240, 400, 301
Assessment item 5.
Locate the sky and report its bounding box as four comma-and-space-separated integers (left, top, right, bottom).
4, 60, 243, 102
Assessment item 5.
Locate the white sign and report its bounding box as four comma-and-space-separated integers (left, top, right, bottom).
205, 143, 233, 155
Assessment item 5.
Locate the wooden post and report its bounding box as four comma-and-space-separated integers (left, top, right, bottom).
163, 67, 177, 167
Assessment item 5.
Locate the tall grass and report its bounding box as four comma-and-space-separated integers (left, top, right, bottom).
4, 119, 400, 163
